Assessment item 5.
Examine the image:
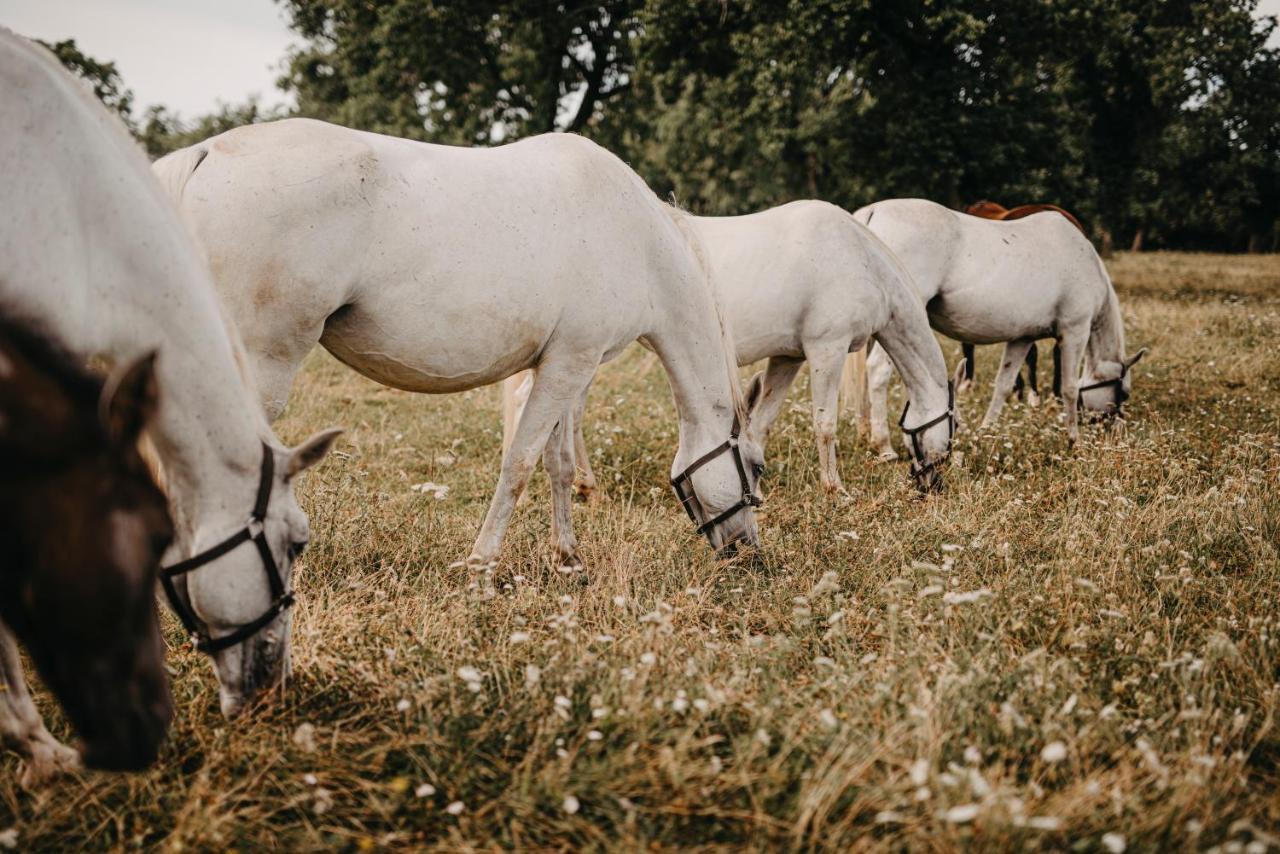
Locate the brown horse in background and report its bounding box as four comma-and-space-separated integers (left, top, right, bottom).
960, 200, 1088, 401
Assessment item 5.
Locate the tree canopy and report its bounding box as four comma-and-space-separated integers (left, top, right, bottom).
38, 1, 1280, 250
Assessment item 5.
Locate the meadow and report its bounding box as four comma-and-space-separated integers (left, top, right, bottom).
3, 251, 1279, 851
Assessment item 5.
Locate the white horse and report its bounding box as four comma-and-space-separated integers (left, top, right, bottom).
0, 30, 341, 756
153, 117, 762, 565
853, 199, 1145, 457
504, 200, 959, 494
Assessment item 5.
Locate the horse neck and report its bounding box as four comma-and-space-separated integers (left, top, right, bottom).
873, 278, 950, 418
1086, 282, 1126, 368
142, 280, 267, 527
643, 221, 742, 466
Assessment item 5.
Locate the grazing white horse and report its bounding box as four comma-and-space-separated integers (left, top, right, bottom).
0, 30, 340, 748
853, 199, 1145, 457
504, 201, 958, 494
154, 117, 762, 564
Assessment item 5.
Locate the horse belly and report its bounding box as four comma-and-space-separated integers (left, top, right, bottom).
319, 294, 556, 393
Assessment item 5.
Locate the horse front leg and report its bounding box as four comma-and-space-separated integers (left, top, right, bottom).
980, 339, 1034, 429
743, 356, 804, 449
543, 403, 585, 576
469, 357, 596, 568
805, 342, 852, 494
0, 623, 79, 786
1056, 331, 1088, 444
867, 344, 898, 461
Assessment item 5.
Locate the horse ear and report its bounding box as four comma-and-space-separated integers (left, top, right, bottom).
743, 370, 765, 414
101, 351, 159, 444
1124, 347, 1149, 369
284, 427, 343, 480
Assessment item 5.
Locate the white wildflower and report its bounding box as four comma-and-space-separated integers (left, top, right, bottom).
524, 664, 541, 688
396, 698, 412, 712
445, 801, 465, 816
943, 588, 992, 605
457, 665, 482, 682
1101, 832, 1126, 853
409, 482, 450, 499
1041, 741, 1068, 763
587, 730, 603, 741
563, 795, 580, 815
303, 773, 318, 786
509, 631, 531, 644
818, 709, 838, 730
944, 804, 980, 823
293, 722, 317, 753
910, 758, 930, 786
0, 829, 17, 850
313, 788, 334, 815
416, 783, 436, 798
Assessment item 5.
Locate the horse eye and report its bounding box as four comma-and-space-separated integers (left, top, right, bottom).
288, 540, 308, 560
752, 463, 765, 478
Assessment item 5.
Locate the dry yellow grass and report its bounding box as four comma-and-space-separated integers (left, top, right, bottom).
3, 251, 1279, 851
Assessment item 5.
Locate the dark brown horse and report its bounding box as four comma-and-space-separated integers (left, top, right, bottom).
0, 311, 173, 780
961, 200, 1088, 401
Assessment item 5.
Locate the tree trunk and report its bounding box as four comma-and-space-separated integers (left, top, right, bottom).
1129, 228, 1144, 252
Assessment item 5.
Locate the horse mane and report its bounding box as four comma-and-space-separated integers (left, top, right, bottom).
0, 306, 108, 468
661, 198, 747, 424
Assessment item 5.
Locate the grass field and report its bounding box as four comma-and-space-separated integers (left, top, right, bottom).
4, 251, 1279, 851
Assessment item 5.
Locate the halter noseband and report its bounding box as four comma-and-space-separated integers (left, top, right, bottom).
1077, 362, 1131, 413
671, 416, 761, 546
898, 381, 956, 480
158, 443, 294, 654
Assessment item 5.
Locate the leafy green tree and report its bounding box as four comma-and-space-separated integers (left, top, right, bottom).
37, 38, 136, 132
279, 0, 640, 143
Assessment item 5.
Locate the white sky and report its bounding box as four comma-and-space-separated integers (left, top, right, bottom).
2, 0, 1279, 120
0, 0, 296, 118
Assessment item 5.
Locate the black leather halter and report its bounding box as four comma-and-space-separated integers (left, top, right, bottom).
898, 381, 956, 479
671, 417, 761, 546
158, 443, 294, 654
1077, 362, 1131, 413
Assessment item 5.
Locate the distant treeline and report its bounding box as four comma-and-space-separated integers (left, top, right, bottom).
44, 1, 1280, 252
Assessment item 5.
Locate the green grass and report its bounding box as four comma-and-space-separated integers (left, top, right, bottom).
4, 251, 1279, 851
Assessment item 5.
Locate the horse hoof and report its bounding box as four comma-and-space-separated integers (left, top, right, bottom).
957, 379, 973, 395
573, 482, 598, 503
21, 740, 80, 787
1027, 391, 1042, 408
875, 449, 899, 463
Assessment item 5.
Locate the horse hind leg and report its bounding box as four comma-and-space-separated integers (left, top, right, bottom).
0, 623, 79, 786
570, 382, 598, 501
958, 342, 977, 394
1024, 344, 1041, 407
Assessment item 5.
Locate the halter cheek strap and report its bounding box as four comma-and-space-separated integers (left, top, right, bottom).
671, 417, 762, 544
898, 381, 956, 477
159, 443, 295, 654
1077, 362, 1131, 412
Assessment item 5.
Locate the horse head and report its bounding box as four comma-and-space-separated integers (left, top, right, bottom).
0, 328, 174, 772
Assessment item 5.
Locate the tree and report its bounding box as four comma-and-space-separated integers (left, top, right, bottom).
278, 0, 640, 143
37, 38, 136, 132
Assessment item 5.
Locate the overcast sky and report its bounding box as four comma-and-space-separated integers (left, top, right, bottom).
3, 0, 1280, 119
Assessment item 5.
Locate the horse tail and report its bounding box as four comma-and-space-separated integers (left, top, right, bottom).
152, 144, 209, 203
